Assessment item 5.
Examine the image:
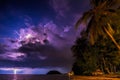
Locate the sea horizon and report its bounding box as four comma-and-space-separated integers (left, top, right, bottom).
0, 74, 69, 80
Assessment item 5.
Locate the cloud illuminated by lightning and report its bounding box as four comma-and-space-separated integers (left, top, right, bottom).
0, 21, 75, 70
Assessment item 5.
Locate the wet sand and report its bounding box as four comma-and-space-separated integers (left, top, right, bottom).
71, 75, 120, 80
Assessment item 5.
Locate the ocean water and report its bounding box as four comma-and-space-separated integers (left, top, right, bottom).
0, 74, 69, 80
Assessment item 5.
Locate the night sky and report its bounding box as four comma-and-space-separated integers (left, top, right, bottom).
0, 0, 89, 74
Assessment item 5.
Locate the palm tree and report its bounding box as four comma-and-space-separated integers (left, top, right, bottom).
75, 0, 120, 50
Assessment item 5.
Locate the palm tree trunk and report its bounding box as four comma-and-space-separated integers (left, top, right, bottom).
100, 62, 104, 74
109, 63, 113, 74
102, 57, 111, 74
104, 25, 120, 50
113, 66, 116, 73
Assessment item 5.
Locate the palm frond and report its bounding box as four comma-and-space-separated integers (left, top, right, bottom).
75, 11, 92, 29
107, 23, 115, 35
106, 0, 120, 8
75, 0, 120, 49
90, 0, 120, 8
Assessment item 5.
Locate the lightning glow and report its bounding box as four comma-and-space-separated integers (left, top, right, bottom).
25, 34, 32, 39
0, 68, 21, 74
0, 22, 75, 73
13, 68, 17, 74
0, 68, 51, 74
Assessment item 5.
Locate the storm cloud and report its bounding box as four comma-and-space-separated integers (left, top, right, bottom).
0, 0, 90, 73
0, 21, 75, 72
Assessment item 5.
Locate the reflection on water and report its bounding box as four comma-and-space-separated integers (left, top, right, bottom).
0, 74, 69, 80
13, 68, 17, 80
13, 74, 17, 80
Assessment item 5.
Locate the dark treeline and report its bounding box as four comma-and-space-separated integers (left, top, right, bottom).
72, 0, 120, 75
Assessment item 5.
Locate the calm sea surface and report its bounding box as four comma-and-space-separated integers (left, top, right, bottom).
0, 74, 69, 80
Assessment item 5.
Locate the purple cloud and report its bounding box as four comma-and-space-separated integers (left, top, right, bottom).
0, 0, 90, 73
0, 52, 26, 61
0, 21, 75, 73
49, 0, 70, 18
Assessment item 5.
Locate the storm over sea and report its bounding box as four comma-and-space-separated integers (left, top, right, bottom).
0, 74, 69, 80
